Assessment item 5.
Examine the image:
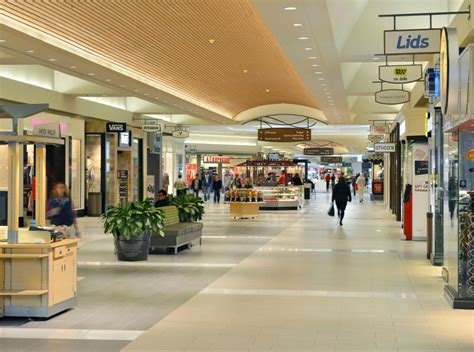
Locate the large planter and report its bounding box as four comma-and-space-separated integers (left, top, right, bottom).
114, 232, 151, 261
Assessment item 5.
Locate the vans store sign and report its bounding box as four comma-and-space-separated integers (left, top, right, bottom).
384, 29, 441, 55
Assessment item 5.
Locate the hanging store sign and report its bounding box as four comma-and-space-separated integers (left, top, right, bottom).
440, 27, 459, 115
32, 122, 61, 138
384, 29, 441, 55
375, 89, 410, 105
106, 122, 127, 133
374, 143, 396, 153
379, 64, 422, 83
368, 134, 384, 142
303, 147, 334, 156
258, 128, 311, 142
142, 122, 161, 133
203, 156, 231, 163
370, 125, 389, 135
172, 130, 189, 138
321, 156, 342, 163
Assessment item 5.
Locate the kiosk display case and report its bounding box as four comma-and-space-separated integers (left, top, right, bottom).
255, 186, 303, 210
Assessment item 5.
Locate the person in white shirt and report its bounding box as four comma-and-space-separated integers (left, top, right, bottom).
356, 174, 366, 203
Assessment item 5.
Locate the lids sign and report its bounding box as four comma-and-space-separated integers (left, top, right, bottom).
375, 89, 410, 105
384, 29, 441, 55
379, 64, 422, 83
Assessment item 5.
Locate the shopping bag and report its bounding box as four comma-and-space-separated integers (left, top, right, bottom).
327, 204, 335, 217
355, 184, 358, 191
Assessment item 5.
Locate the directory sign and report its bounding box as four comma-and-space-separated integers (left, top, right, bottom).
303, 147, 334, 156
258, 128, 311, 142
375, 89, 410, 105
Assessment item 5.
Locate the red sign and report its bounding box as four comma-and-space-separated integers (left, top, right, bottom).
203, 156, 231, 163
372, 180, 384, 195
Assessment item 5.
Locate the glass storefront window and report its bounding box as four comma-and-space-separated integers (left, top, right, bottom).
71, 139, 82, 209
105, 133, 117, 208
132, 138, 140, 202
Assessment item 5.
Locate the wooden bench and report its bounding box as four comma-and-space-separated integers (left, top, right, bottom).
150, 206, 203, 255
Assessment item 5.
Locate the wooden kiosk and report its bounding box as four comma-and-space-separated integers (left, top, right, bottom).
0, 104, 78, 318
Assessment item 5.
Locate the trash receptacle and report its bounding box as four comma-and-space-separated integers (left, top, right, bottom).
304, 183, 311, 200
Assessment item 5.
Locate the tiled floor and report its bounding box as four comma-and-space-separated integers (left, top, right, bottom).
1, 187, 473, 351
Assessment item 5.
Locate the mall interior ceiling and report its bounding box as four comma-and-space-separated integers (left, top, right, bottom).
0, 0, 472, 155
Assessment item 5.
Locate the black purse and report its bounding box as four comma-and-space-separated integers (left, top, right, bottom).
328, 203, 335, 217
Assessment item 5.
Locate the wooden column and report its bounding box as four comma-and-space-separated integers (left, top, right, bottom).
35, 145, 47, 226
7, 142, 20, 243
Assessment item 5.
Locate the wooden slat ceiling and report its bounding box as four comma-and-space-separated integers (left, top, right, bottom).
2, 0, 319, 119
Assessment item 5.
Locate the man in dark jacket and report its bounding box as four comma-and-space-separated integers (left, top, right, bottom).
155, 189, 169, 208
332, 174, 352, 226
212, 175, 223, 203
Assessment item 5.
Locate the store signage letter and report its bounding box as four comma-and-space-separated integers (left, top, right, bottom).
106, 123, 127, 133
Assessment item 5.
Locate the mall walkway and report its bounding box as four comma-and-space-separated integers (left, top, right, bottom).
123, 191, 474, 352
0, 190, 473, 351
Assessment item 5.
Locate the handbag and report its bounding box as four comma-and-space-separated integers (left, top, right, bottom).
328, 203, 335, 217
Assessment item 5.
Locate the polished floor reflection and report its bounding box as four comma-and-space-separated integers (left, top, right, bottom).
1, 188, 473, 352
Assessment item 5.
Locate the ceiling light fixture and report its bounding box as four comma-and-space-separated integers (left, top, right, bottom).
26, 50, 34, 53
208, 39, 215, 44
298, 36, 309, 40
284, 6, 297, 10
305, 47, 312, 51
0, 39, 6, 43
321, 83, 327, 86
69, 65, 76, 69
265, 89, 270, 93
308, 56, 317, 59
293, 23, 303, 27
319, 78, 325, 80
243, 69, 248, 73
87, 72, 95, 76
144, 93, 150, 96
105, 78, 111, 82
119, 84, 125, 87
312, 64, 319, 67
48, 58, 57, 62
314, 71, 323, 74
372, 56, 381, 60
134, 89, 139, 92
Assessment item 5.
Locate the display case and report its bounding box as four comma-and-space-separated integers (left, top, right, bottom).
255, 186, 303, 210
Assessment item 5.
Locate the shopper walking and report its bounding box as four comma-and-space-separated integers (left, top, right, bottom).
351, 174, 358, 196
332, 175, 352, 226
292, 173, 303, 186
325, 173, 331, 192
212, 175, 223, 203
356, 173, 366, 203
47, 182, 80, 238
173, 175, 187, 196
191, 174, 202, 198
201, 170, 212, 202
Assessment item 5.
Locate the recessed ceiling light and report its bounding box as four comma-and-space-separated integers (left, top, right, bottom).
119, 84, 125, 87
284, 6, 297, 10
0, 39, 6, 43
87, 72, 95, 76
48, 58, 57, 62
208, 39, 215, 44
321, 83, 327, 86
155, 97, 160, 99
312, 64, 319, 67
265, 89, 270, 93
134, 89, 139, 92
372, 56, 381, 60
319, 78, 325, 80
308, 56, 317, 59
243, 69, 248, 73
298, 36, 309, 40
323, 88, 328, 91
69, 65, 76, 69
305, 47, 312, 51
26, 50, 34, 53
314, 71, 323, 74
105, 78, 111, 82
293, 23, 303, 27
144, 93, 150, 96
325, 92, 331, 95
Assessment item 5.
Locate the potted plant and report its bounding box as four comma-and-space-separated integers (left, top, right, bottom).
101, 200, 165, 261
169, 194, 205, 222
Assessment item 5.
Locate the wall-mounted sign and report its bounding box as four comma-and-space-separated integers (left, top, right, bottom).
106, 122, 126, 133
303, 147, 334, 156
440, 27, 459, 115
379, 64, 422, 83
368, 134, 384, 142
118, 131, 132, 148
384, 28, 441, 55
32, 122, 61, 138
370, 125, 389, 135
425, 67, 440, 98
375, 89, 410, 105
172, 130, 189, 138
321, 156, 342, 163
142, 123, 161, 133
258, 128, 311, 142
415, 160, 429, 175
374, 143, 396, 153
203, 156, 231, 163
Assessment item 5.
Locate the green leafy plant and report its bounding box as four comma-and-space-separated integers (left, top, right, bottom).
101, 200, 165, 240
169, 194, 205, 222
